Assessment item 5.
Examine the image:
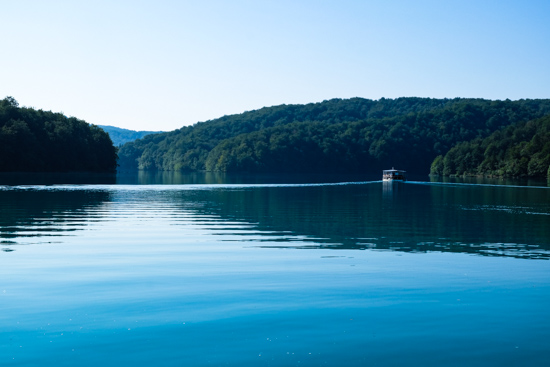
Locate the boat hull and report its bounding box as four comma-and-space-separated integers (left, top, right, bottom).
383, 178, 406, 182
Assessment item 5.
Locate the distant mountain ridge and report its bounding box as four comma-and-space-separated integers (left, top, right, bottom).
117, 97, 550, 175
98, 125, 163, 146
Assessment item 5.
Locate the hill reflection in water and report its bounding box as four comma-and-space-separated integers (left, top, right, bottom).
166, 180, 550, 260
1, 172, 549, 259
0, 187, 112, 250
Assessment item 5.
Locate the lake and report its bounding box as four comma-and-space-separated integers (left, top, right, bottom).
1, 172, 549, 366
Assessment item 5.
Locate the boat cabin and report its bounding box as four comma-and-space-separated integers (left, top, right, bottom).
382, 168, 406, 181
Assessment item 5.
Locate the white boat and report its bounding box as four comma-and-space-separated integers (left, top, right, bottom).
383, 168, 406, 182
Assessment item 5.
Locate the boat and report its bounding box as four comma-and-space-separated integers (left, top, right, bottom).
383, 168, 406, 182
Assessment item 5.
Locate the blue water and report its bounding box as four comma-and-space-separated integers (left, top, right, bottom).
1, 173, 549, 366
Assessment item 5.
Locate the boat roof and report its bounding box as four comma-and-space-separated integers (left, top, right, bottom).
383, 168, 406, 173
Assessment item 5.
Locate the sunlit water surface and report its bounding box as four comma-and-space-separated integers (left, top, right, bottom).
1, 173, 549, 366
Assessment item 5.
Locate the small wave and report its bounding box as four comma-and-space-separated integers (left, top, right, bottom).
0, 180, 383, 192
406, 181, 550, 189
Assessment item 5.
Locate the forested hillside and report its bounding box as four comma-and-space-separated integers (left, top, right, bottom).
118, 97, 550, 174
98, 125, 162, 146
0, 97, 118, 172
430, 114, 550, 178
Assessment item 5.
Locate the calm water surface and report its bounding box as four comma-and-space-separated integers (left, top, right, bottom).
1, 173, 549, 366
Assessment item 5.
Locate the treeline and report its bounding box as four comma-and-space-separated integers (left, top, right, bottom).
118, 97, 455, 171
0, 97, 118, 172
118, 97, 550, 174
430, 114, 550, 178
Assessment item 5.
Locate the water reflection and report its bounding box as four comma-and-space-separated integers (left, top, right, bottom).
0, 188, 111, 250
1, 179, 549, 259
169, 182, 550, 259
429, 174, 550, 187
115, 170, 379, 185
382, 180, 404, 198
0, 172, 116, 185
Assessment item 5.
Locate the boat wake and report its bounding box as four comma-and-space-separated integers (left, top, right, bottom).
405, 181, 550, 189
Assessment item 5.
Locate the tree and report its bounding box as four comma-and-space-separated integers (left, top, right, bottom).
0, 97, 118, 172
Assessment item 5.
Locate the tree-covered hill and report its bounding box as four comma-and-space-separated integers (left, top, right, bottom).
430, 114, 550, 179
98, 125, 163, 146
0, 97, 118, 172
118, 97, 550, 174
118, 97, 455, 171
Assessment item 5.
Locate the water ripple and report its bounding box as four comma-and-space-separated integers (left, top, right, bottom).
0, 183, 549, 259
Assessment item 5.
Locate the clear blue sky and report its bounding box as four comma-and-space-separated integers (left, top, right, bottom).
1, 0, 549, 131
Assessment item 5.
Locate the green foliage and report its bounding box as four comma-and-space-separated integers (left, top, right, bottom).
97, 125, 162, 146
0, 97, 118, 172
433, 115, 550, 178
430, 155, 444, 175
118, 97, 550, 173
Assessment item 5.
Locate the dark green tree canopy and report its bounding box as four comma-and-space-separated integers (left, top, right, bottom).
118, 97, 550, 174
0, 97, 118, 172
431, 114, 550, 178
